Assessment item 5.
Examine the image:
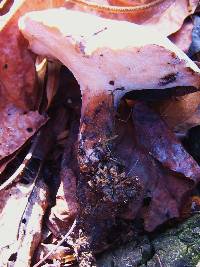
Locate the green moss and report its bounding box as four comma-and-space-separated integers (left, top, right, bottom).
98, 215, 200, 267
145, 215, 200, 267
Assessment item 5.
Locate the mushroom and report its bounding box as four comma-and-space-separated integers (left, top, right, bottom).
19, 7, 200, 184
19, 8, 200, 265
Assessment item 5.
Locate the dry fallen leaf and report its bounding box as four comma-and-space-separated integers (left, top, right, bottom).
152, 91, 200, 137
132, 102, 200, 181
114, 102, 200, 231
0, 0, 68, 163
0, 104, 46, 160
169, 18, 194, 53
0, 0, 66, 110
0, 178, 49, 267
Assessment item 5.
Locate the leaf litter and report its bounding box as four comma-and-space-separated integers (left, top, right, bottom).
0, 1, 200, 266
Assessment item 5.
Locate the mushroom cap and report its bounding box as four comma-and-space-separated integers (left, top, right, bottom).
19, 8, 200, 103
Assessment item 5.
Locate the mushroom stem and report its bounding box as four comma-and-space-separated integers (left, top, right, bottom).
78, 92, 115, 183
19, 9, 200, 188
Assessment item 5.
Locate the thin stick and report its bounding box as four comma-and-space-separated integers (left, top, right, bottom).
33, 219, 77, 267
0, 132, 40, 192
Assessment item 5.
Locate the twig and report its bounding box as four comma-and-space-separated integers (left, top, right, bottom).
0, 132, 40, 192
33, 219, 77, 267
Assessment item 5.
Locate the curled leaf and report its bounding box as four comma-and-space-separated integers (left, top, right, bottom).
152, 91, 200, 137
118, 102, 200, 231
132, 102, 200, 182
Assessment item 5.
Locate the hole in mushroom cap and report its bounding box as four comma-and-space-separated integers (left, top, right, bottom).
22, 218, 27, 224
109, 80, 115, 86
8, 252, 17, 262
3, 63, 8, 70
26, 127, 33, 133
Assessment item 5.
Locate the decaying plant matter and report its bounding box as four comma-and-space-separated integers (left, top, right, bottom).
0, 0, 69, 170
0, 0, 67, 109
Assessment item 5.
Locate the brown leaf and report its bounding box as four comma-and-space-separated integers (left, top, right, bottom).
169, 18, 194, 53
152, 91, 200, 137
14, 181, 49, 267
125, 102, 200, 230
0, 0, 66, 110
35, 56, 48, 111
107, 103, 192, 231
0, 0, 68, 162
132, 102, 200, 182
180, 195, 200, 219
0, 104, 47, 160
